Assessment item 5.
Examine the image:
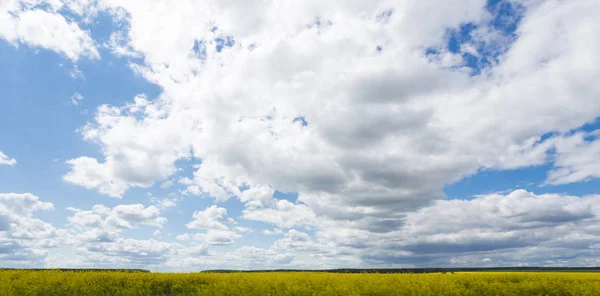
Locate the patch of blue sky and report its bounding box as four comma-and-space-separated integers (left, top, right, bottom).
445, 118, 599, 201
193, 40, 208, 60
444, 161, 600, 200
573, 117, 600, 135
444, 120, 599, 200
273, 190, 299, 203
82, 11, 122, 41
293, 116, 308, 126
486, 0, 524, 36
427, 0, 524, 75
444, 164, 551, 200
215, 36, 235, 53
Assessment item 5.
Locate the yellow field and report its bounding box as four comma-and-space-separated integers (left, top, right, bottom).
1, 270, 600, 295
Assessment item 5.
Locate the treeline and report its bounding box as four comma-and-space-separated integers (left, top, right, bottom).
202, 267, 600, 274
0, 268, 150, 273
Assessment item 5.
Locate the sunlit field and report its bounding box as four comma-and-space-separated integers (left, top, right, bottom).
1, 270, 600, 295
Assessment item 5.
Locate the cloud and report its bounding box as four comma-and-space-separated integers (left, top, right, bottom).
63, 97, 193, 197
0, 2, 99, 60
67, 203, 167, 231
0, 193, 54, 217
176, 230, 241, 245
160, 180, 174, 189
192, 230, 241, 245
349, 190, 600, 266
60, 203, 181, 267
0, 193, 56, 265
185, 244, 209, 256
243, 200, 316, 229
70, 92, 84, 106
262, 229, 283, 236
272, 230, 327, 253
0, 151, 16, 166
81, 238, 181, 266
186, 205, 233, 231
182, 205, 242, 245
234, 226, 253, 233
545, 131, 600, 185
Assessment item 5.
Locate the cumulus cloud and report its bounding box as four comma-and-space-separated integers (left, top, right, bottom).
182, 205, 242, 245
243, 200, 316, 229
67, 203, 167, 232
342, 190, 600, 266
63, 97, 193, 197
186, 205, 233, 231
60, 203, 183, 267
0, 193, 56, 265
545, 130, 600, 185
0, 151, 16, 166
191, 230, 241, 245
148, 194, 177, 210
0, 193, 54, 218
0, 1, 99, 60
81, 238, 181, 266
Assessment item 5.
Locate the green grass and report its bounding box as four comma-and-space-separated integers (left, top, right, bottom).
1, 270, 600, 295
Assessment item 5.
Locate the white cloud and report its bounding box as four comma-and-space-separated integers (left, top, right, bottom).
262, 229, 283, 236
185, 244, 209, 256
0, 193, 54, 217
81, 238, 181, 266
148, 195, 177, 209
67, 203, 167, 231
70, 92, 84, 106
160, 180, 174, 189
243, 200, 316, 229
0, 2, 99, 60
0, 193, 56, 265
545, 131, 600, 185
192, 230, 241, 245
0, 151, 16, 166
158, 198, 176, 209
186, 205, 233, 231
272, 230, 326, 253
181, 205, 242, 245
59, 202, 182, 267
63, 99, 193, 197
234, 226, 253, 233
177, 230, 241, 245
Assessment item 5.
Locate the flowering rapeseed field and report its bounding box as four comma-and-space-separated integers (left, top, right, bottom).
1, 270, 599, 295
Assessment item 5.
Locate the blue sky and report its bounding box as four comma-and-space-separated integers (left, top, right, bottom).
1, 0, 600, 270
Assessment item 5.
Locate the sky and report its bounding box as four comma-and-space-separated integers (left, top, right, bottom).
0, 0, 599, 271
